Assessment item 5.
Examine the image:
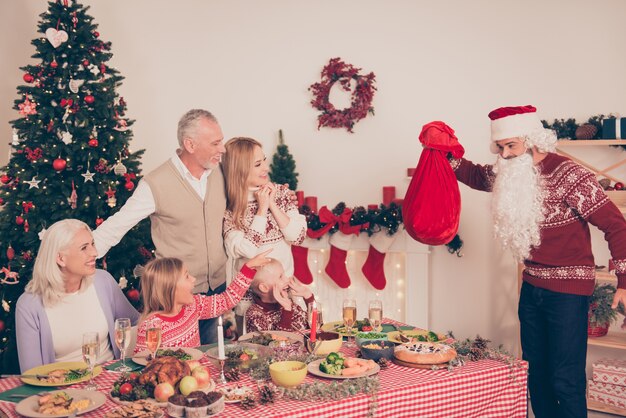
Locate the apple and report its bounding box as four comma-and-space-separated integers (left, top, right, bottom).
153, 382, 175, 402
191, 366, 211, 389
178, 376, 198, 396
186, 360, 202, 372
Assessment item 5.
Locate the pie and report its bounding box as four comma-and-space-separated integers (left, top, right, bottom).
394, 342, 456, 365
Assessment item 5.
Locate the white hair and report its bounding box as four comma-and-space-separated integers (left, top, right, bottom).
522, 128, 557, 153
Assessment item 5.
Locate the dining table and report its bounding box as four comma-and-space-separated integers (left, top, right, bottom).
0, 320, 528, 418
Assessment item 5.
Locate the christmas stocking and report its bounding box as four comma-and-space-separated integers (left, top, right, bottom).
291, 238, 314, 285
325, 231, 355, 288
361, 228, 399, 290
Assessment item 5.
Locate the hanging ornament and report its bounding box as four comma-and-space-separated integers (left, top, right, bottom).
0, 198, 4, 206
1, 175, 10, 184
95, 217, 104, 227
69, 181, 78, 209
125, 181, 135, 191
71, 11, 78, 27
93, 31, 100, 38
88, 138, 98, 147
69, 79, 84, 94
0, 267, 19, 285
105, 187, 117, 208
53, 158, 67, 171
11, 129, 19, 146
81, 159, 95, 182
6, 245, 15, 261
84, 95, 95, 105
47, 119, 55, 132
45, 28, 68, 48
61, 131, 73, 145
25, 147, 42, 162
24, 220, 30, 233
113, 112, 129, 131
60, 98, 73, 108
100, 64, 106, 74
2, 300, 9, 313
22, 201, 33, 214
82, 59, 90, 67
23, 73, 34, 83
94, 158, 109, 173
38, 227, 47, 241
24, 176, 41, 189
18, 98, 37, 116
50, 59, 58, 69
21, 251, 33, 262
113, 156, 128, 176
88, 65, 100, 76
15, 215, 24, 226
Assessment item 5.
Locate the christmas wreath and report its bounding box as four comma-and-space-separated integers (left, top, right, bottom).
309, 57, 377, 133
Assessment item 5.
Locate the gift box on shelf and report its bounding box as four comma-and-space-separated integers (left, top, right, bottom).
602, 117, 626, 139
593, 358, 626, 387
588, 380, 626, 409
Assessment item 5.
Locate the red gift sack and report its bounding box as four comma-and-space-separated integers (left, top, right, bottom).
403, 121, 464, 245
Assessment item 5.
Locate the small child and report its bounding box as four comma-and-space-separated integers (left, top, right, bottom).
134, 250, 270, 352
245, 259, 314, 333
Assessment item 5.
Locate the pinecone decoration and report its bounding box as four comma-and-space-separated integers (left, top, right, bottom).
240, 395, 257, 410
468, 347, 485, 362
225, 367, 241, 382
575, 123, 598, 140
377, 358, 390, 369
471, 335, 490, 351
599, 178, 611, 190
259, 384, 276, 405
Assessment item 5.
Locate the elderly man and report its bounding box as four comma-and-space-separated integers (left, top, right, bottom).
93, 109, 228, 344
450, 105, 626, 418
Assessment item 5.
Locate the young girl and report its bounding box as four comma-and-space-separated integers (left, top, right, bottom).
134, 250, 270, 352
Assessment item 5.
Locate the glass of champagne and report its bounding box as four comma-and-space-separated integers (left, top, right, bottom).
114, 318, 132, 372
342, 298, 357, 347
307, 301, 324, 332
368, 300, 383, 332
82, 332, 100, 390
145, 317, 162, 361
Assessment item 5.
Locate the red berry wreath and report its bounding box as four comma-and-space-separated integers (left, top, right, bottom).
309, 57, 377, 133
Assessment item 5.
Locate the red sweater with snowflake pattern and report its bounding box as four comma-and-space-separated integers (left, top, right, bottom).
453, 152, 626, 295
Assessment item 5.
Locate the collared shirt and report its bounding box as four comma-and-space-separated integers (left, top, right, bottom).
93, 153, 212, 258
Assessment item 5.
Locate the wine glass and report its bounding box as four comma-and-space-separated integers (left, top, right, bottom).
82, 332, 100, 390
342, 298, 357, 347
368, 300, 383, 332
307, 301, 324, 332
114, 318, 132, 372
145, 317, 162, 361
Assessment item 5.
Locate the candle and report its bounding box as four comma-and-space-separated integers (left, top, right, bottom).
382, 186, 396, 206
310, 302, 318, 343
407, 168, 416, 177
296, 190, 304, 208
392, 198, 404, 206
304, 196, 318, 213
217, 316, 225, 359
368, 204, 378, 210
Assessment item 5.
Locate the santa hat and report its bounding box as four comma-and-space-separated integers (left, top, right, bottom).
488, 105, 544, 153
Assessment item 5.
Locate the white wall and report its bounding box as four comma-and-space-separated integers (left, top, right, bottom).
2, 0, 626, 355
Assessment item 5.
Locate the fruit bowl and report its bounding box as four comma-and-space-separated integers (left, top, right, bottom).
359, 340, 395, 361
269, 361, 307, 388
305, 332, 343, 356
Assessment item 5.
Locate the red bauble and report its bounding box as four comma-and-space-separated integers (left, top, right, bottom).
15, 216, 24, 225
84, 95, 95, 105
93, 31, 100, 38
126, 288, 140, 303
125, 181, 135, 191
50, 59, 58, 69
23, 74, 34, 83
0, 198, 4, 206
53, 158, 67, 171
82, 59, 90, 67
24, 220, 29, 233
1, 175, 10, 184
615, 182, 624, 190
0, 320, 5, 333
95, 217, 104, 227
100, 64, 106, 74
6, 246, 15, 261
88, 138, 98, 147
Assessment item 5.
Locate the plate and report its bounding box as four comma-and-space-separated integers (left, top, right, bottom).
131, 347, 204, 366
15, 389, 106, 418
321, 321, 398, 336
217, 385, 254, 403
307, 359, 380, 380
386, 330, 447, 344
21, 362, 103, 387
111, 380, 216, 407
238, 330, 303, 346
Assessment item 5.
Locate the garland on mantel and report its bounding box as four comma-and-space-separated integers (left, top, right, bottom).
300, 201, 463, 255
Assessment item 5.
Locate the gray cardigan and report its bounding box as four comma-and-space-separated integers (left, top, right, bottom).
15, 269, 139, 372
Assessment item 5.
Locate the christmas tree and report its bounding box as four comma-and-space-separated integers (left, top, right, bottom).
0, 0, 153, 372
269, 129, 299, 190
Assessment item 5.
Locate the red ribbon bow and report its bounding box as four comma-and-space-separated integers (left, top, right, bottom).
22, 202, 34, 214
307, 206, 366, 239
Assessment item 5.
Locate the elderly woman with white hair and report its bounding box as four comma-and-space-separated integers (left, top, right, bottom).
15, 219, 139, 372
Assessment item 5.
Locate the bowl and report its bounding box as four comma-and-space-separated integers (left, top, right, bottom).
355, 332, 388, 347
359, 340, 395, 361
206, 342, 270, 372
269, 361, 307, 387
305, 332, 343, 356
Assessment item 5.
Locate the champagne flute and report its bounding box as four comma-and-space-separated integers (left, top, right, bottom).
342, 299, 357, 347
82, 332, 100, 390
307, 301, 324, 332
145, 317, 162, 361
114, 318, 132, 372
368, 300, 383, 332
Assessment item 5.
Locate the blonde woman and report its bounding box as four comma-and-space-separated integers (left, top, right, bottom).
133, 251, 270, 352
15, 219, 139, 372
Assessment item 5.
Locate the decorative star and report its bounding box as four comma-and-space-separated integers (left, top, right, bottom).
24, 176, 41, 189
61, 131, 73, 144
81, 170, 95, 182
18, 98, 37, 116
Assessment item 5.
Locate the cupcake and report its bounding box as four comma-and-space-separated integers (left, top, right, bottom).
185, 397, 209, 418
167, 394, 187, 418
205, 391, 225, 415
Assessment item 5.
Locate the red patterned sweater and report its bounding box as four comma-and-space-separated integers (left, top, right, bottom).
453, 152, 626, 295
245, 294, 314, 332
134, 265, 256, 352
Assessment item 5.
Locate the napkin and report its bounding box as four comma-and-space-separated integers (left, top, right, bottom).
0, 385, 57, 403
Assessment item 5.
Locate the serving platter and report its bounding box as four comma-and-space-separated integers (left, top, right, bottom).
131, 347, 204, 366
20, 362, 102, 387
306, 359, 380, 380
15, 389, 106, 418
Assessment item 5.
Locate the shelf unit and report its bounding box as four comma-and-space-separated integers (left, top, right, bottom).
588, 399, 626, 416
556, 139, 626, 184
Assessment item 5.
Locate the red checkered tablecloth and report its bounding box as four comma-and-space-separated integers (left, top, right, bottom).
0, 335, 527, 417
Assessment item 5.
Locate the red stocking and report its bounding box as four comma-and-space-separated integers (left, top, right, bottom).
325, 232, 355, 288
361, 228, 398, 290
291, 240, 313, 285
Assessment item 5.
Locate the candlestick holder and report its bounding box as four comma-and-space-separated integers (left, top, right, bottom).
218, 358, 227, 384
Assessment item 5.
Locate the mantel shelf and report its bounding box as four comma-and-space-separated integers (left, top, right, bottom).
557, 139, 626, 146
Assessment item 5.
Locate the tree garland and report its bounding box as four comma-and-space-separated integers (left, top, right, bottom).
309, 57, 377, 133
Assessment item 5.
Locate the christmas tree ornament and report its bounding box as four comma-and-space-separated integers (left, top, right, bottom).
18, 98, 37, 116
60, 98, 73, 107
113, 118, 129, 131
69, 78, 84, 93
11, 129, 19, 146
15, 216, 24, 226
88, 64, 100, 76
125, 181, 135, 191
125, 288, 140, 303
24, 176, 41, 189
71, 11, 78, 27
45, 28, 69, 48
0, 267, 19, 285
50, 59, 58, 69
0, 198, 4, 206
84, 95, 95, 104
81, 169, 95, 182
52, 158, 67, 171
6, 245, 15, 261
69, 181, 78, 209
47, 119, 55, 132
95, 217, 104, 226
88, 138, 98, 147
24, 220, 30, 233
100, 64, 106, 74
23, 74, 34, 83
61, 131, 73, 144
113, 159, 128, 176
38, 228, 47, 241
0, 320, 5, 333
361, 228, 399, 290
2, 300, 9, 313
105, 187, 117, 207
22, 202, 33, 214
1, 175, 10, 184
93, 31, 100, 38
82, 59, 90, 67
575, 123, 598, 140
21, 251, 33, 262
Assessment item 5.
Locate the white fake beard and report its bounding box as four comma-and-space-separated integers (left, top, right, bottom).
492, 153, 545, 261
